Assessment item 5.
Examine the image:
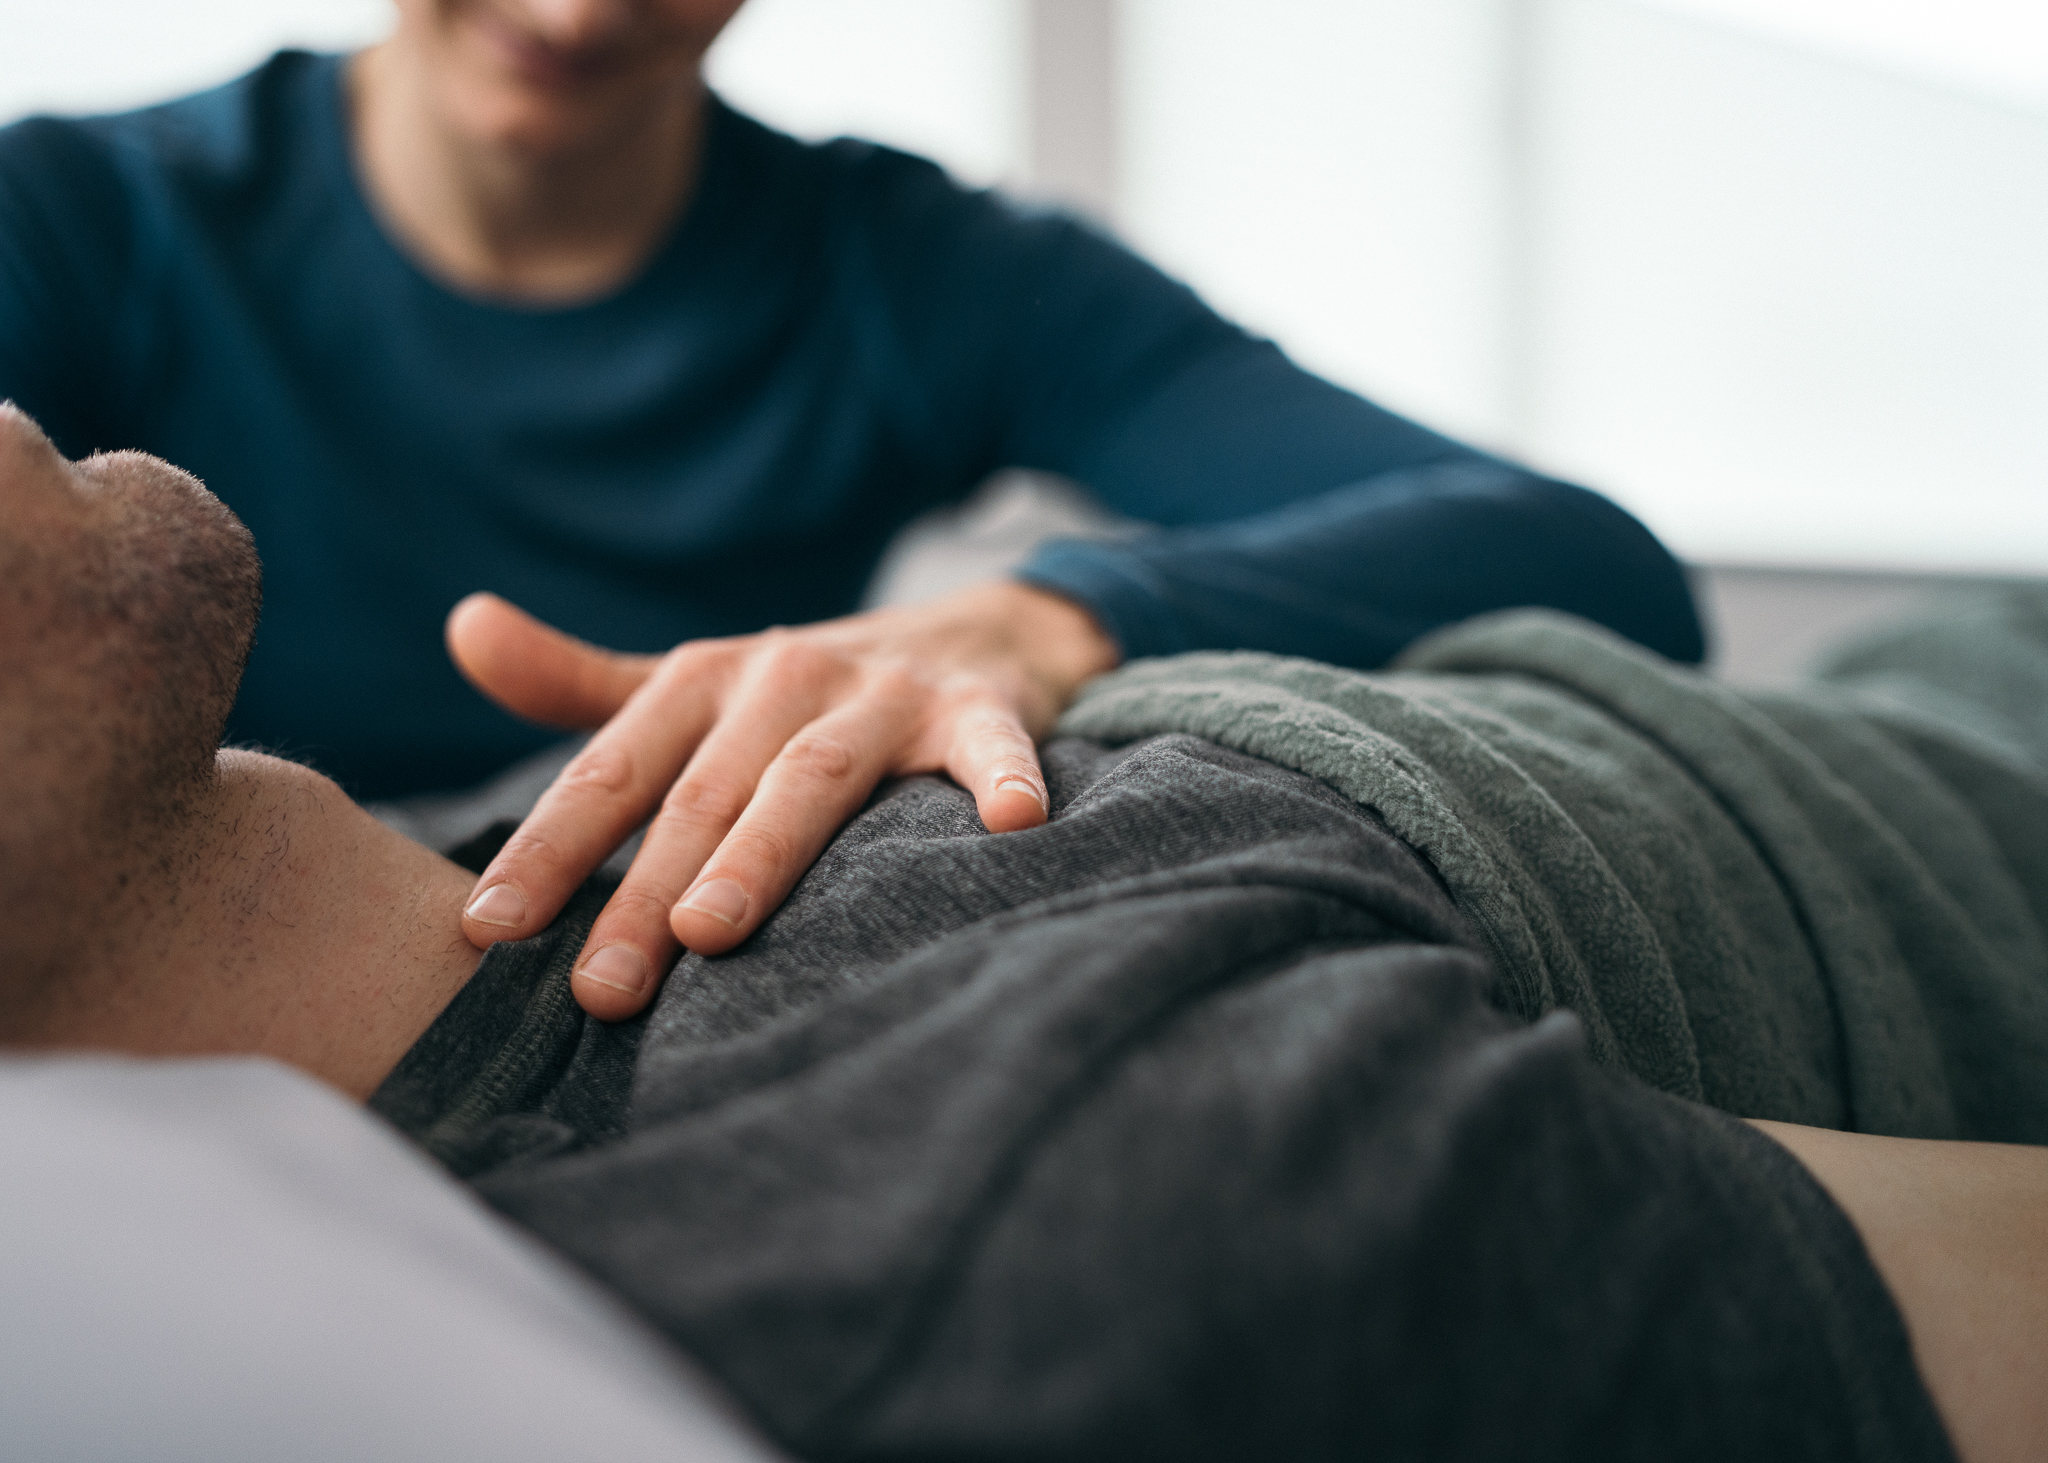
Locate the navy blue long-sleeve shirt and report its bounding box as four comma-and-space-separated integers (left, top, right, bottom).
0, 50, 1701, 798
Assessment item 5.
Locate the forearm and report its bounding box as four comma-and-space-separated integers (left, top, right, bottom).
931, 181, 1704, 670
1017, 460, 1705, 670
1751, 1119, 2048, 1463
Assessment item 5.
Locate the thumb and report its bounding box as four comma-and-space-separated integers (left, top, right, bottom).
445, 592, 657, 729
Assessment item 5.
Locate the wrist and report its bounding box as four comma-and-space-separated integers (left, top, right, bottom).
989, 579, 1121, 699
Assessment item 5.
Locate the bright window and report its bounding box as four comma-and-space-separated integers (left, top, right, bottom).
6, 2, 2044, 573
1636, 0, 2048, 109
0, 0, 1019, 187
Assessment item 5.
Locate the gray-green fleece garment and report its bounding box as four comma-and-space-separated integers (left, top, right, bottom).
1057, 590, 2048, 1140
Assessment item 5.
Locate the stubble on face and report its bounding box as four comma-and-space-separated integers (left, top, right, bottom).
0, 412, 263, 1010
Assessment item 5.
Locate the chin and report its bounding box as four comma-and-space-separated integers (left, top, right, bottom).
425, 2, 719, 159
447, 65, 691, 162
448, 83, 610, 158
215, 748, 356, 813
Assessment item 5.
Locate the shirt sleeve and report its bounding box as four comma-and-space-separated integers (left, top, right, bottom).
843, 152, 1703, 667
0, 116, 142, 458
1018, 460, 1706, 666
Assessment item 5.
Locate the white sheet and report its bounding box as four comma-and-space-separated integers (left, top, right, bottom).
0, 1054, 783, 1463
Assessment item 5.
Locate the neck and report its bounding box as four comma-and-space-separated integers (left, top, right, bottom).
23, 751, 481, 1100
348, 41, 706, 303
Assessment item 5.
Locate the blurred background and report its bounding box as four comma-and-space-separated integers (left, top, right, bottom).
5, 0, 2044, 677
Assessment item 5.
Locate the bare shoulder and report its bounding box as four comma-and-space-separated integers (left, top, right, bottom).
1750, 1119, 2048, 1463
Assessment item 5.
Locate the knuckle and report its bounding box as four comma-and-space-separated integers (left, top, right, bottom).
723, 823, 796, 874
646, 804, 717, 849
660, 776, 751, 828
937, 681, 1005, 718
976, 711, 1032, 744
655, 639, 725, 694
658, 639, 702, 671
984, 753, 1040, 783
661, 632, 720, 664
864, 663, 927, 705
754, 635, 838, 689
603, 884, 683, 925
780, 728, 860, 782
559, 741, 634, 793
952, 700, 1029, 746
492, 828, 569, 878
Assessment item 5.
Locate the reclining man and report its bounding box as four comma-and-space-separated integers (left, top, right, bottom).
3, 399, 2045, 1463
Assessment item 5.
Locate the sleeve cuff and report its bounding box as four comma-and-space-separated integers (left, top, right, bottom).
1014, 539, 1190, 663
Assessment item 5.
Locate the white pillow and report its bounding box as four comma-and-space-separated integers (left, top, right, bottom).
0, 1054, 784, 1463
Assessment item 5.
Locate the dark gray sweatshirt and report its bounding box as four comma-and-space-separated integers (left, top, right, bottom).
375, 733, 1952, 1463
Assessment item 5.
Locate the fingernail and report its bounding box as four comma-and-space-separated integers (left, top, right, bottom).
577, 943, 649, 996
464, 883, 527, 928
679, 878, 748, 928
995, 776, 1047, 812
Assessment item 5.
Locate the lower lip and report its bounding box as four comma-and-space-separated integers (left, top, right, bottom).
473, 13, 622, 90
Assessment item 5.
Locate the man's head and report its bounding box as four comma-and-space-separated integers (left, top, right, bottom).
0, 404, 484, 1088
0, 403, 263, 1002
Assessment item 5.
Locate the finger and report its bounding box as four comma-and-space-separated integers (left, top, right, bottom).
460, 647, 729, 954
566, 652, 848, 1016
445, 592, 658, 729
945, 700, 1050, 834
667, 687, 922, 958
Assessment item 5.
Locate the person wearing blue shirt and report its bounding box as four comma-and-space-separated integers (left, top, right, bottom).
0, 0, 1701, 1022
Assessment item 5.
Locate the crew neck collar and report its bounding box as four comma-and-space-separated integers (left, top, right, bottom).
307, 49, 739, 320
372, 873, 623, 1169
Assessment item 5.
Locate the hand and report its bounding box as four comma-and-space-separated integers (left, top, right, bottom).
446, 581, 1120, 1020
